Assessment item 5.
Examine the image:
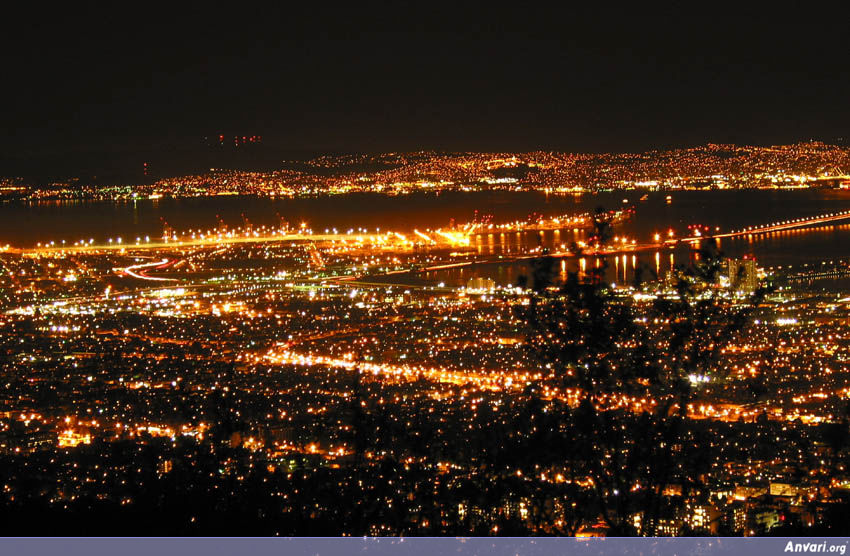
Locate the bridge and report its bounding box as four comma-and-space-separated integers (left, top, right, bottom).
11, 208, 850, 257
528, 208, 850, 259
18, 231, 404, 255
666, 209, 850, 245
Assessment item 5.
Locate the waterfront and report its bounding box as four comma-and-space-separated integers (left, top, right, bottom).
1, 189, 848, 245
6, 190, 850, 291
2, 182, 850, 535
4, 189, 850, 259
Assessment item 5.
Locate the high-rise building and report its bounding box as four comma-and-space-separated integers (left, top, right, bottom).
466, 277, 495, 291
726, 258, 758, 293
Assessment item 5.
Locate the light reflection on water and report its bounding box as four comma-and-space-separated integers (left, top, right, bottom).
2, 189, 850, 288
420, 221, 850, 289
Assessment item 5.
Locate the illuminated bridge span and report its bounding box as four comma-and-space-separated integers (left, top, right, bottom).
13, 209, 629, 255
20, 232, 405, 255
16, 208, 848, 257
520, 209, 850, 259
672, 209, 850, 244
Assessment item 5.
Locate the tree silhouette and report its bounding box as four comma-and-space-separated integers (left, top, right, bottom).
516, 207, 769, 535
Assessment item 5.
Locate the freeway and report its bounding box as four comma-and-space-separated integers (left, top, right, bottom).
20, 232, 394, 255
119, 259, 179, 282
673, 208, 850, 244
12, 208, 850, 266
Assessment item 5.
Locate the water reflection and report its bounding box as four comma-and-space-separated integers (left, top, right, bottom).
2, 190, 850, 288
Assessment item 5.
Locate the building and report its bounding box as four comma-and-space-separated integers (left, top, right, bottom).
726, 258, 758, 293
685, 502, 718, 533
466, 277, 496, 292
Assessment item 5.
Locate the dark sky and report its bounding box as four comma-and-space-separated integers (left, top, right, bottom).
2, 4, 849, 175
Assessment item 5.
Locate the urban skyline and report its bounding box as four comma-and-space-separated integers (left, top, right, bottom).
1, 6, 850, 544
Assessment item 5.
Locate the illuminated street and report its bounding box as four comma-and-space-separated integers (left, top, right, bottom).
2, 7, 850, 543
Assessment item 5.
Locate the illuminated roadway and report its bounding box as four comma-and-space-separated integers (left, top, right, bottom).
581, 209, 850, 256
120, 259, 179, 282
18, 232, 399, 255
12, 208, 850, 259
664, 210, 850, 245
14, 209, 629, 255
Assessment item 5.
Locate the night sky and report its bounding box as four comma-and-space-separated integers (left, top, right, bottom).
2, 5, 849, 177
